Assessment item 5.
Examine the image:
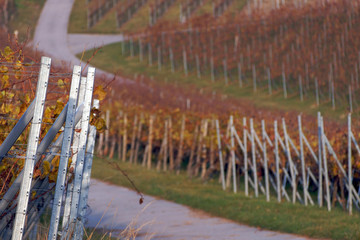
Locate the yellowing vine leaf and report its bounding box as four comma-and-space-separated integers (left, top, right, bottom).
94, 85, 106, 101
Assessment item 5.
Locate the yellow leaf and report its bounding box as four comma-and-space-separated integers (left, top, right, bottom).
2, 46, 13, 58
51, 156, 60, 168
25, 94, 30, 104
42, 161, 50, 176
54, 100, 65, 115
57, 79, 65, 89
31, 191, 37, 200
2, 74, 9, 88
94, 85, 107, 101
48, 172, 57, 183
68, 157, 72, 168
0, 66, 8, 73
15, 71, 22, 80
94, 118, 106, 133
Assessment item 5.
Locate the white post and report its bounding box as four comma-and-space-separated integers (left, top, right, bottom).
348, 113, 352, 215
299, 75, 303, 102
283, 119, 296, 204
252, 64, 257, 92
243, 118, 248, 196
250, 119, 258, 197
282, 65, 287, 98
139, 38, 143, 62
230, 116, 237, 193
48, 65, 81, 240
148, 43, 152, 66
12, 56, 51, 240
68, 67, 95, 236
267, 68, 272, 95
274, 120, 281, 202
183, 47, 188, 76
317, 112, 323, 207
298, 115, 308, 206
321, 116, 331, 211
262, 120, 270, 201
238, 62, 243, 88
170, 47, 175, 73
62, 77, 87, 237
216, 119, 226, 190
75, 99, 99, 239
211, 57, 215, 82
196, 54, 201, 79
223, 59, 228, 85
349, 85, 353, 113
315, 78, 319, 106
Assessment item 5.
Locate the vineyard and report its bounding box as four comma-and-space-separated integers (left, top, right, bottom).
2, 0, 360, 238
115, 0, 148, 28
82, 0, 237, 33
87, 0, 120, 28
95, 88, 360, 216
149, 0, 177, 26
80, 0, 360, 219
111, 0, 360, 113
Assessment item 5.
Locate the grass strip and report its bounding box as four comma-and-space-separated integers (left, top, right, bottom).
91, 158, 360, 240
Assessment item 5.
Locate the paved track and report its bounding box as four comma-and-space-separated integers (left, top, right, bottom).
87, 180, 310, 240
33, 1, 312, 239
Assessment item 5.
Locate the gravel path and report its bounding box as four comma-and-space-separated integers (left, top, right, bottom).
87, 180, 310, 240
33, 1, 312, 239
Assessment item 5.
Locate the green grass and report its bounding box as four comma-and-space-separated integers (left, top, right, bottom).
194, 0, 214, 16
68, 0, 249, 35
91, 158, 360, 240
119, 0, 158, 34
156, 0, 182, 23
68, 0, 125, 34
78, 42, 354, 122
7, 0, 46, 41
69, 0, 158, 34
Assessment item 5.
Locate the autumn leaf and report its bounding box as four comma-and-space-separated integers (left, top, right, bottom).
57, 79, 65, 89
94, 117, 107, 133
94, 85, 107, 101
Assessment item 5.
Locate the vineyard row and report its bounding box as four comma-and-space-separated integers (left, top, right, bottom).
122, 0, 360, 111
97, 107, 360, 214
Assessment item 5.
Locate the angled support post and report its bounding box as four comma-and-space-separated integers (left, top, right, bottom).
68, 67, 95, 237
48, 65, 81, 240
12, 56, 51, 240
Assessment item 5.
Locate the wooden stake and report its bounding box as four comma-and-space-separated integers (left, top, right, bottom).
134, 115, 143, 164
317, 112, 323, 207
262, 120, 270, 201
168, 117, 174, 171
348, 114, 352, 215
274, 120, 281, 202
187, 124, 199, 176
103, 110, 110, 156
147, 115, 154, 169
230, 116, 237, 193
250, 119, 258, 197
216, 119, 226, 190
243, 118, 249, 196
108, 135, 116, 159
175, 115, 186, 174
129, 115, 138, 163
122, 114, 128, 162
163, 119, 168, 171
298, 115, 307, 206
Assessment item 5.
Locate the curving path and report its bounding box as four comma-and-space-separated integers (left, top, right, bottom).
33, 1, 312, 239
